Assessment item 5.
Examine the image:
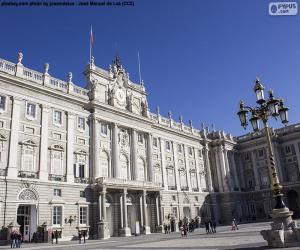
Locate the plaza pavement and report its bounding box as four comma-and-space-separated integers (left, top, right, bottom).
1, 222, 299, 250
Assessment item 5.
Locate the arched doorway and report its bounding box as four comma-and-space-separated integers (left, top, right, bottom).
287, 190, 300, 219
17, 188, 38, 242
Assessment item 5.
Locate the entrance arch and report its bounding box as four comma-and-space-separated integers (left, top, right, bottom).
17, 188, 38, 242
287, 190, 300, 219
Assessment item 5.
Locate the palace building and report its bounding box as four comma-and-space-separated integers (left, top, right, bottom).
0, 52, 300, 244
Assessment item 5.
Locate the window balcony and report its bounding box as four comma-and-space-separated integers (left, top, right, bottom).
0, 168, 6, 176
75, 177, 90, 184
181, 186, 189, 191
168, 186, 177, 191
48, 174, 66, 182
192, 188, 199, 192
18, 171, 38, 179
96, 177, 163, 190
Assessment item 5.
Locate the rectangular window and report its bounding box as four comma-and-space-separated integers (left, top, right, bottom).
78, 117, 85, 130
189, 147, 193, 156
198, 150, 202, 158
258, 149, 264, 157
244, 153, 250, 161
138, 133, 143, 143
101, 123, 108, 135
79, 164, 85, 178
166, 141, 171, 151
0, 95, 6, 111
53, 206, 62, 225
53, 189, 61, 197
172, 207, 178, 218
53, 110, 62, 125
80, 191, 86, 198
285, 145, 291, 154
23, 149, 34, 171
172, 195, 176, 201
26, 102, 36, 118
153, 137, 158, 147
52, 151, 62, 175
80, 206, 88, 225
178, 144, 183, 153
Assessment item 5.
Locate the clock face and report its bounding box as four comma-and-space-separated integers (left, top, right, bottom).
116, 89, 126, 103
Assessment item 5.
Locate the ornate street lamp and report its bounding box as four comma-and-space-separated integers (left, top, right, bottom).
237, 78, 289, 210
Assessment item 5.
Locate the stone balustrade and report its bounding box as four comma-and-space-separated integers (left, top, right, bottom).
0, 57, 88, 99
18, 171, 38, 179
96, 177, 163, 190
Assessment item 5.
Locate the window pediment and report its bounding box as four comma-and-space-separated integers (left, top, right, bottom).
0, 134, 7, 141
75, 149, 87, 155
20, 139, 37, 147
49, 144, 64, 151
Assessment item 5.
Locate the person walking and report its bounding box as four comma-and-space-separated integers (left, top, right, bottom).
82, 231, 86, 243
233, 218, 238, 230
54, 230, 58, 244
51, 231, 54, 244
16, 233, 21, 248
167, 223, 171, 234
10, 232, 16, 248
180, 225, 184, 237
213, 221, 217, 233
78, 231, 82, 244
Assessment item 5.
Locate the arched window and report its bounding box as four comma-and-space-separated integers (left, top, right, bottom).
137, 157, 145, 181
120, 154, 129, 180
100, 151, 109, 177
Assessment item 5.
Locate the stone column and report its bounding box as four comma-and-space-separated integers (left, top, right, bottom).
237, 153, 246, 190
101, 188, 107, 221
223, 147, 233, 191
183, 145, 192, 191
218, 146, 230, 192
214, 148, 224, 192
194, 148, 202, 192
139, 195, 144, 227
39, 104, 50, 180
160, 139, 168, 190
230, 151, 240, 191
251, 151, 260, 190
142, 190, 151, 234
112, 123, 120, 178
204, 145, 213, 192
7, 97, 22, 178
147, 133, 153, 182
131, 129, 138, 180
293, 141, 300, 179
119, 189, 131, 236
120, 195, 124, 228
66, 112, 75, 183
92, 115, 100, 179
172, 142, 180, 191
97, 187, 110, 239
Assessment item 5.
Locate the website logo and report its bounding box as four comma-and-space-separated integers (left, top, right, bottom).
269, 2, 298, 15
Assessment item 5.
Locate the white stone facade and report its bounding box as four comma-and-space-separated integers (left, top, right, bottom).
0, 53, 300, 244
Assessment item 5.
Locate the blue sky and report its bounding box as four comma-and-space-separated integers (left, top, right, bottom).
0, 0, 299, 135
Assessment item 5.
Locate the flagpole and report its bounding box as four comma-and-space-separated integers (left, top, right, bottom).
90, 26, 92, 63
138, 51, 142, 83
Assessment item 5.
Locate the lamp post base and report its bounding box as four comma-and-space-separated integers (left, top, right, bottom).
260, 207, 300, 248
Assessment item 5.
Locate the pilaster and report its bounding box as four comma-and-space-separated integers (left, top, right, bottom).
39, 104, 50, 180
7, 97, 22, 178
147, 133, 153, 182
183, 145, 191, 191
92, 115, 100, 179
160, 139, 168, 190
142, 190, 151, 234
66, 112, 75, 183
251, 151, 260, 190
172, 142, 180, 191
204, 145, 213, 192
131, 129, 138, 180
194, 148, 202, 192
112, 123, 120, 178
213, 148, 224, 192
